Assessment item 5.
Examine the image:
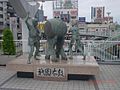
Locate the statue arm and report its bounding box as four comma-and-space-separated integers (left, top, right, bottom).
25, 13, 29, 25
24, 12, 31, 31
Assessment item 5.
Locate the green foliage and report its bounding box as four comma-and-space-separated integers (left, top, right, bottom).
0, 42, 1, 50
116, 24, 120, 30
2, 28, 16, 55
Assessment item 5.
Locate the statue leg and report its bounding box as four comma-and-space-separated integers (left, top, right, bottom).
58, 37, 67, 60
60, 47, 67, 60
76, 39, 86, 60
27, 45, 34, 64
45, 39, 52, 60
34, 42, 40, 60
68, 39, 74, 59
56, 37, 62, 59
45, 36, 57, 62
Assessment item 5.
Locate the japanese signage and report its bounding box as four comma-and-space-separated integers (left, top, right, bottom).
37, 67, 65, 77
91, 7, 104, 19
70, 9, 78, 16
53, 0, 78, 9
79, 17, 86, 23
53, 11, 60, 16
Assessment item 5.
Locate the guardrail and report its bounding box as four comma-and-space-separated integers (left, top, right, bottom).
79, 30, 111, 37
84, 40, 120, 61
0, 40, 120, 62
79, 30, 120, 39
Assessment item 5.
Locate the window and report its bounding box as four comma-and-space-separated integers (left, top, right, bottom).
0, 22, 3, 25
0, 2, 3, 4
96, 29, 98, 31
0, 7, 3, 11
0, 14, 3, 18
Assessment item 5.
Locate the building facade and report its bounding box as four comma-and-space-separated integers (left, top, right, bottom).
91, 6, 113, 24
0, 0, 21, 40
53, 0, 78, 23
0, 0, 8, 39
91, 7, 105, 23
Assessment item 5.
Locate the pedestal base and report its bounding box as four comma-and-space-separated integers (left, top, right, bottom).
7, 55, 99, 81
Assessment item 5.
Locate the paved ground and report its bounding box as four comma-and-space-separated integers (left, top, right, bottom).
0, 55, 16, 65
0, 64, 120, 90
95, 65, 120, 90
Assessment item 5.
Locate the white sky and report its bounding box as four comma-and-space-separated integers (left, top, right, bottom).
42, 0, 120, 23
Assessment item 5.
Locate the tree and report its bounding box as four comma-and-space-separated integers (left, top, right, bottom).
2, 28, 16, 55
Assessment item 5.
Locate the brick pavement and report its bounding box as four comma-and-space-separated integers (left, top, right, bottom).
95, 65, 120, 90
0, 67, 16, 87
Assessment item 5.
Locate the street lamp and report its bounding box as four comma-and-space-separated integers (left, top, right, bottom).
107, 12, 111, 23
106, 12, 111, 37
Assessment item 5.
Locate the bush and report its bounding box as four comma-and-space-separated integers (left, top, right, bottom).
2, 28, 16, 55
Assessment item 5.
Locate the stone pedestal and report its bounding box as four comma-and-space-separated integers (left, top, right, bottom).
7, 55, 99, 81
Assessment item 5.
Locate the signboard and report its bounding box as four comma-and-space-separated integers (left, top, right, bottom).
79, 17, 86, 23
37, 67, 65, 77
53, 11, 60, 17
37, 21, 47, 32
91, 7, 104, 20
70, 9, 78, 16
60, 14, 70, 22
53, 0, 78, 9
34, 66, 67, 81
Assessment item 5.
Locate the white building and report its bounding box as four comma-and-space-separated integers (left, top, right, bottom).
53, 0, 78, 23
0, 0, 22, 40
78, 22, 116, 39
0, 0, 8, 39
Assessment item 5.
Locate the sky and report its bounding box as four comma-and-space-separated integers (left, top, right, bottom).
42, 0, 120, 24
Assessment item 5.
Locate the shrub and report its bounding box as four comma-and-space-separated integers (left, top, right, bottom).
2, 28, 16, 55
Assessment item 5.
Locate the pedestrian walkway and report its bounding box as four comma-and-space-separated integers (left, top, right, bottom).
0, 55, 16, 65
0, 65, 120, 90
95, 65, 120, 90
0, 67, 16, 87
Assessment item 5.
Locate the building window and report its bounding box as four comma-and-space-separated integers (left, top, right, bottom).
0, 22, 3, 25
0, 2, 3, 4
0, 7, 3, 11
102, 29, 105, 31
0, 14, 3, 18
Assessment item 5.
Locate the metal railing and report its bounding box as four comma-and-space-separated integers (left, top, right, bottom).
79, 30, 111, 37
0, 40, 120, 62
44, 40, 120, 62
79, 29, 120, 39
83, 40, 120, 61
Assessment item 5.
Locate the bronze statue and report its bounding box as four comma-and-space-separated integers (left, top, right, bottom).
25, 13, 41, 64
69, 22, 86, 60
43, 18, 67, 62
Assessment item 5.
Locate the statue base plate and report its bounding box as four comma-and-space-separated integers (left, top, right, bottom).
7, 55, 99, 81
